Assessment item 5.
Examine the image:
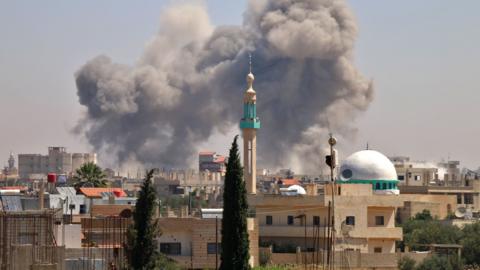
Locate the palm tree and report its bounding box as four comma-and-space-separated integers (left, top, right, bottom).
72, 162, 107, 190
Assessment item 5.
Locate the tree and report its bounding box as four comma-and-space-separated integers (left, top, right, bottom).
72, 162, 107, 190
460, 222, 480, 265
397, 256, 416, 270
126, 169, 162, 269
416, 255, 463, 270
220, 135, 251, 270
400, 210, 461, 251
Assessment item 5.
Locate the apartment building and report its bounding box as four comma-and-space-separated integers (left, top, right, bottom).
18, 147, 96, 179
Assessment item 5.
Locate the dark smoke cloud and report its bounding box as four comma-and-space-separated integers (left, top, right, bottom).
75, 0, 373, 173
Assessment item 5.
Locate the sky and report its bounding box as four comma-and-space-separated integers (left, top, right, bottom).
0, 0, 479, 170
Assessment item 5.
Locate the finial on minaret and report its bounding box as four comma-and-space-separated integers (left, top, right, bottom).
246, 53, 255, 89
249, 53, 252, 74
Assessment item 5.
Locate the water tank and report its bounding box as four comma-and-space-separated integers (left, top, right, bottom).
47, 173, 57, 183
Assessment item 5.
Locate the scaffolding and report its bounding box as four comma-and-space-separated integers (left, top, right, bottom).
80, 216, 130, 270
0, 209, 60, 270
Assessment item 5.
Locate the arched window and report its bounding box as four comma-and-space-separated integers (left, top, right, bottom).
382, 183, 387, 190
375, 182, 380, 190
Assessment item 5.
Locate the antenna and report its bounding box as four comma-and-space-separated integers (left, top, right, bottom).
249, 53, 253, 74
366, 142, 369, 150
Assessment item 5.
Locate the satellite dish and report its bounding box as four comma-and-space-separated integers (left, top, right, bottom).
455, 207, 466, 218
120, 209, 133, 218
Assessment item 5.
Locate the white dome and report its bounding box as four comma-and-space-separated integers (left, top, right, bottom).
287, 185, 306, 195
339, 150, 397, 181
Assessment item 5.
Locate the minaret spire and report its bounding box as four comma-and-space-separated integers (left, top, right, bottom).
249, 53, 252, 74
240, 53, 260, 194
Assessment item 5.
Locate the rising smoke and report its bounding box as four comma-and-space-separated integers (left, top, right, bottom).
75, 0, 373, 173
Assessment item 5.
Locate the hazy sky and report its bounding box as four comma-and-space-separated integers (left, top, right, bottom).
0, 1, 479, 169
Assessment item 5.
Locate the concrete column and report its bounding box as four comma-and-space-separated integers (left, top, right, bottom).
243, 128, 256, 194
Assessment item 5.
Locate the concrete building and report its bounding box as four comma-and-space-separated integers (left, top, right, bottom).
251, 150, 403, 254
157, 215, 259, 268
199, 151, 226, 173
240, 70, 260, 194
391, 156, 438, 186
18, 147, 96, 179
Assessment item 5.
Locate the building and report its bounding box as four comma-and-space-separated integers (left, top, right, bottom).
199, 151, 226, 173
391, 156, 438, 186
157, 214, 259, 268
240, 70, 260, 194
18, 147, 96, 179
250, 150, 404, 254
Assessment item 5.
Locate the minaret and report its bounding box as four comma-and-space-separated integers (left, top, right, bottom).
240, 56, 260, 194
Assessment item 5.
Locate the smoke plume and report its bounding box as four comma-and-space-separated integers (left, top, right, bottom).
75, 0, 373, 173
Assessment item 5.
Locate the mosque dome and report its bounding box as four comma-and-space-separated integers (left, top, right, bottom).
339, 150, 397, 181
287, 185, 306, 195
338, 150, 399, 195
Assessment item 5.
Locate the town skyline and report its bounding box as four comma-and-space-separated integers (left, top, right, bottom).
1, 0, 479, 170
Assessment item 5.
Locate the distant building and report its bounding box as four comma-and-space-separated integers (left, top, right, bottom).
390, 156, 438, 186
18, 146, 96, 179
199, 151, 226, 173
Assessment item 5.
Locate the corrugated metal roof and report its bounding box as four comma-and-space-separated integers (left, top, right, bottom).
0, 196, 23, 211
79, 188, 127, 198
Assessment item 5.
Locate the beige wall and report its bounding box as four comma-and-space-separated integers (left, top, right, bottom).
252, 183, 403, 254
158, 217, 258, 268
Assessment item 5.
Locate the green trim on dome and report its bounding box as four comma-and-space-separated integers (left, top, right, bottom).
339, 179, 399, 191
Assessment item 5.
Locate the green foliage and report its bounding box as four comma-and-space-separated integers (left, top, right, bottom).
398, 256, 416, 270
220, 136, 250, 270
461, 222, 480, 265
259, 249, 271, 266
72, 162, 107, 190
400, 210, 462, 251
416, 255, 463, 270
126, 170, 171, 270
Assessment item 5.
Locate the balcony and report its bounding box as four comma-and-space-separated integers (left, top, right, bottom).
349, 227, 402, 240
260, 225, 324, 238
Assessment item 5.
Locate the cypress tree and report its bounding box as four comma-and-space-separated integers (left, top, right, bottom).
220, 135, 251, 270
127, 169, 160, 269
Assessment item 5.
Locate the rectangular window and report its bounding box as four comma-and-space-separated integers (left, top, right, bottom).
313, 216, 320, 226
374, 247, 382, 253
414, 175, 421, 181
266, 215, 272, 225
207, 243, 221, 254
464, 194, 474, 205
287, 215, 294, 225
375, 216, 385, 226
346, 216, 355, 226
398, 175, 405, 181
457, 194, 462, 204
160, 243, 181, 255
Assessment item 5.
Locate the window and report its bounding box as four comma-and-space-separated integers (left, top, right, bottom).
287, 215, 294, 225
160, 243, 181, 255
414, 175, 421, 181
398, 175, 405, 181
375, 216, 385, 226
457, 194, 462, 204
374, 247, 382, 253
207, 243, 221, 254
375, 183, 380, 190
341, 169, 353, 179
346, 216, 355, 226
266, 216, 273, 225
313, 216, 320, 226
382, 183, 387, 190
464, 194, 474, 205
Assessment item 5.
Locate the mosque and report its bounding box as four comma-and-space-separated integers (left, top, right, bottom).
242, 66, 404, 255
